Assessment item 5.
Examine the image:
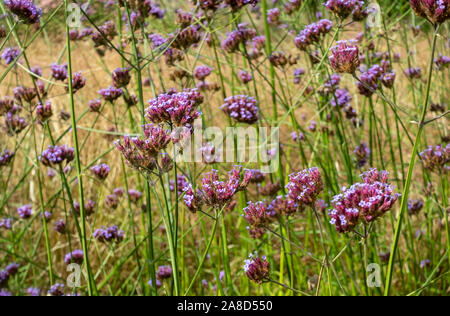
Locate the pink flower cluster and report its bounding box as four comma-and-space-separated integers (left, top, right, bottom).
286, 167, 324, 206
419, 144, 449, 173
410, 0, 449, 24
295, 20, 333, 51
329, 40, 360, 74
244, 252, 270, 284
221, 95, 259, 124
328, 169, 399, 233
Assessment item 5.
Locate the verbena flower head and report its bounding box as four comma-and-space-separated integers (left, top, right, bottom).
324, 0, 358, 19
294, 68, 306, 84
94, 225, 124, 243
3, 112, 28, 136
408, 198, 424, 215
267, 8, 281, 25
221, 95, 259, 124
89, 99, 102, 112
35, 101, 52, 122
13, 85, 37, 103
54, 219, 66, 234
4, 0, 42, 24
221, 23, 257, 53
419, 144, 450, 173
40, 145, 75, 167
194, 65, 213, 81
50, 63, 68, 81
128, 189, 143, 203
48, 284, 64, 296
0, 289, 11, 296
330, 40, 360, 73
0, 96, 14, 116
1, 47, 20, 65
73, 199, 96, 217
0, 149, 14, 168
238, 70, 253, 84
244, 252, 270, 284
146, 89, 203, 128
354, 142, 370, 168
184, 166, 252, 212
64, 250, 84, 265
357, 64, 384, 97
115, 124, 171, 173
268, 195, 299, 217
0, 218, 13, 230
286, 167, 324, 206
70, 72, 86, 93
91, 163, 110, 181
170, 174, 189, 195
285, 0, 303, 14
27, 287, 40, 296
434, 54, 450, 70
225, 0, 259, 11
17, 204, 32, 219
410, 0, 450, 24
98, 86, 123, 102
157, 265, 173, 279
328, 168, 399, 233
112, 67, 131, 88
295, 20, 333, 51
243, 201, 270, 238
404, 67, 422, 79
105, 194, 119, 210
381, 71, 396, 89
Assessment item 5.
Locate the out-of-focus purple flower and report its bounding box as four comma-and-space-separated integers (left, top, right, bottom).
410, 0, 449, 24
157, 265, 173, 279
328, 169, 399, 233
5, 263, 19, 276
329, 40, 360, 73
35, 101, 52, 122
128, 189, 143, 203
194, 65, 213, 81
1, 47, 20, 65
13, 85, 37, 103
48, 284, 64, 296
225, 0, 259, 11
404, 67, 422, 79
434, 54, 450, 70
408, 198, 424, 215
73, 199, 96, 217
354, 142, 370, 168
284, 0, 302, 14
41, 211, 52, 222
3, 112, 28, 136
148, 278, 162, 289
91, 20, 117, 47
291, 131, 305, 143
420, 259, 431, 269
17, 204, 32, 219
287, 167, 324, 206
89, 99, 102, 112
221, 95, 259, 124
0, 218, 12, 230
168, 26, 202, 50
420, 144, 449, 173
267, 8, 281, 25
237, 70, 253, 84
4, 0, 42, 24
146, 89, 203, 128
221, 23, 257, 53
94, 225, 124, 243
98, 86, 123, 102
91, 163, 110, 181
293, 68, 305, 84
64, 250, 84, 265
0, 289, 12, 296
0, 96, 14, 116
70, 71, 87, 93
50, 63, 68, 81
105, 194, 119, 210
295, 19, 333, 51
40, 145, 74, 167
54, 219, 66, 234
244, 252, 270, 284
0, 149, 15, 168
381, 71, 396, 89
112, 67, 131, 88
27, 287, 40, 296
268, 195, 299, 217
324, 0, 358, 19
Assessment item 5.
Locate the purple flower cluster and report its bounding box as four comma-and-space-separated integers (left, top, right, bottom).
146, 89, 203, 127
225, 0, 259, 11
73, 199, 96, 217
91, 163, 111, 181
184, 166, 252, 212
17, 204, 32, 219
328, 169, 399, 233
410, 0, 449, 24
244, 252, 270, 284
0, 262, 19, 288
0, 149, 14, 168
98, 86, 123, 102
35, 101, 52, 122
91, 20, 117, 47
404, 67, 422, 79
284, 0, 303, 14
268, 195, 299, 217
434, 54, 450, 70
295, 20, 333, 51
243, 201, 270, 238
3, 112, 28, 136
267, 8, 281, 25
354, 142, 370, 168
128, 189, 143, 203
4, 0, 42, 24
286, 167, 324, 206
324, 0, 368, 20
330, 40, 360, 74
50, 63, 68, 81
40, 145, 75, 167
238, 70, 253, 84
408, 198, 424, 215
0, 218, 12, 230
169, 26, 202, 50
115, 124, 171, 173
157, 265, 173, 280
170, 174, 189, 195
293, 68, 305, 84
64, 250, 84, 265
112, 67, 131, 88
194, 65, 213, 81
221, 23, 257, 53
48, 284, 65, 296
54, 219, 66, 234
0, 96, 14, 116
357, 64, 384, 97
94, 225, 124, 243
1, 47, 20, 65
419, 144, 449, 173
221, 95, 259, 124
